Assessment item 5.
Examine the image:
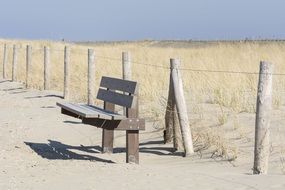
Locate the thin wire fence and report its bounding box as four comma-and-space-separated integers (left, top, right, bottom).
1, 44, 285, 102
2, 43, 285, 109
3, 44, 285, 75
2, 42, 285, 171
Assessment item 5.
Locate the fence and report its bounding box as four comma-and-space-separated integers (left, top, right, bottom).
1, 42, 285, 174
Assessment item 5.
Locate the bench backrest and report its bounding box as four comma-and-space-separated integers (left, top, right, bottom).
97, 76, 138, 108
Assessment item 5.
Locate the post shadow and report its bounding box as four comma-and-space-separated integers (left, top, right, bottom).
25, 94, 63, 99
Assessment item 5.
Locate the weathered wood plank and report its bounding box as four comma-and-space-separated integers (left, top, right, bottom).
97, 88, 136, 108
57, 102, 126, 120
82, 118, 145, 130
81, 104, 125, 120
100, 76, 137, 94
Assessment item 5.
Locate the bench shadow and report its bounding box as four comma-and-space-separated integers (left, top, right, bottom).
63, 121, 82, 124
139, 140, 164, 146
139, 147, 183, 156
27, 137, 182, 158
25, 140, 115, 163
41, 106, 56, 109
25, 94, 63, 99
99, 145, 180, 156
139, 140, 184, 156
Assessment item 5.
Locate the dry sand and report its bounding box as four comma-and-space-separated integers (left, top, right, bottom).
0, 80, 285, 190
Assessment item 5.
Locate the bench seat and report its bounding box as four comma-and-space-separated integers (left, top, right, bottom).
57, 102, 126, 120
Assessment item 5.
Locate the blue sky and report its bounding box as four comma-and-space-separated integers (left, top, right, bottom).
0, 0, 284, 41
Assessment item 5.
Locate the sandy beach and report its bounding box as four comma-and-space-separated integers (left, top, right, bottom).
0, 79, 285, 190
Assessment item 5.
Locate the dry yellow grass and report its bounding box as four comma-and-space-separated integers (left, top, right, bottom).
1, 39, 285, 110
1, 38, 285, 160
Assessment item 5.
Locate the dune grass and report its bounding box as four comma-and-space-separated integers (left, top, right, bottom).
1, 39, 285, 160
1, 39, 285, 108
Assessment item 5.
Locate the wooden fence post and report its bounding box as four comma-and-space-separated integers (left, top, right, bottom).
170, 58, 194, 156
44, 46, 50, 90
26, 45, 32, 88
172, 105, 183, 151
122, 52, 131, 80
122, 51, 131, 115
12, 45, 17, 81
88, 49, 95, 105
164, 78, 174, 144
64, 46, 70, 100
2, 44, 7, 79
253, 61, 273, 174
164, 64, 183, 151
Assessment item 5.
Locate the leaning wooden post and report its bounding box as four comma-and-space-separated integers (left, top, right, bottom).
164, 78, 174, 144
172, 105, 183, 151
12, 45, 18, 81
253, 61, 273, 174
87, 49, 95, 105
64, 46, 70, 100
122, 51, 131, 115
26, 45, 32, 88
164, 65, 183, 151
171, 58, 194, 156
2, 44, 7, 79
44, 46, 50, 90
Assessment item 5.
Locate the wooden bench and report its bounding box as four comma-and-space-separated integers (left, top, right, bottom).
57, 76, 145, 164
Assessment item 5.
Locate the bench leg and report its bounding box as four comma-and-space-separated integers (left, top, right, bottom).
126, 130, 139, 164
102, 129, 114, 153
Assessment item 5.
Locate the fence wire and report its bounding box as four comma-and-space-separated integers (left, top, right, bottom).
2, 42, 285, 170
3, 44, 285, 75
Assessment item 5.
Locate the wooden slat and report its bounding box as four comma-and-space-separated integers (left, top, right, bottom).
100, 76, 137, 94
56, 102, 126, 120
97, 89, 137, 108
61, 108, 82, 119
82, 118, 145, 130
80, 104, 123, 119
58, 102, 96, 118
